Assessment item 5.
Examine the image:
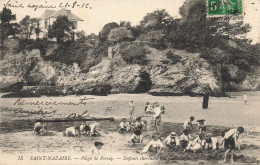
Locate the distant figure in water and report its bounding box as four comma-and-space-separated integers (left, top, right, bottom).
243, 94, 248, 104
202, 92, 209, 109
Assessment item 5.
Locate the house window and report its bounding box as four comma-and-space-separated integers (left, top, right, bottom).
45, 20, 48, 29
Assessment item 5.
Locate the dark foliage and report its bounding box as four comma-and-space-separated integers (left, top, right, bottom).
18, 38, 49, 56
48, 16, 74, 43
119, 42, 147, 65
0, 7, 16, 46
45, 41, 87, 65
99, 22, 119, 42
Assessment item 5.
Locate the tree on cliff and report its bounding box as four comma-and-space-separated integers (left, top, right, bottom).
108, 27, 133, 43
19, 15, 40, 39
99, 22, 119, 42
0, 7, 16, 46
140, 9, 174, 32
168, 0, 252, 51
48, 16, 74, 43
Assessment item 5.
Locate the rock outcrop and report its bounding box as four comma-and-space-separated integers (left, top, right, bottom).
0, 44, 259, 96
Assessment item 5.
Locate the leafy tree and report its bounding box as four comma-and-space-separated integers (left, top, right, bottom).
140, 9, 174, 32
76, 30, 86, 40
48, 16, 74, 43
19, 15, 40, 39
169, 0, 252, 50
120, 21, 132, 29
108, 27, 133, 43
119, 42, 147, 65
137, 30, 166, 49
0, 7, 16, 46
99, 22, 119, 42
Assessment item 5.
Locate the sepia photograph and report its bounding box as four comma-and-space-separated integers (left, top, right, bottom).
0, 0, 260, 164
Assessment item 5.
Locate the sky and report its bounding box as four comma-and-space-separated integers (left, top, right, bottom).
1, 0, 259, 43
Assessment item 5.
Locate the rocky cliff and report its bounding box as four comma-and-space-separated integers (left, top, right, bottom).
0, 44, 259, 96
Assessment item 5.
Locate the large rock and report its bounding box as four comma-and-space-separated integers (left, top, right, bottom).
146, 47, 221, 96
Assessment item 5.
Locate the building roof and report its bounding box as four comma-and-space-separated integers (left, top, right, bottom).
40, 9, 56, 20
47, 8, 83, 21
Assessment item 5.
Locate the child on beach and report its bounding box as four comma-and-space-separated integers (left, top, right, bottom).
185, 134, 206, 153
90, 141, 104, 158
197, 119, 207, 134
34, 122, 47, 136
243, 94, 248, 104
129, 101, 135, 121
89, 122, 101, 136
141, 135, 164, 153
221, 127, 244, 163
153, 103, 163, 134
179, 129, 192, 148
163, 132, 180, 149
118, 118, 131, 133
183, 116, 195, 133
134, 117, 146, 131
144, 102, 152, 114
205, 136, 223, 150
130, 129, 143, 145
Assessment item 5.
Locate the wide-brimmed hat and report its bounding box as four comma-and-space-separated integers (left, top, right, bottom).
170, 132, 177, 137
197, 119, 205, 122
136, 117, 142, 121
153, 102, 160, 107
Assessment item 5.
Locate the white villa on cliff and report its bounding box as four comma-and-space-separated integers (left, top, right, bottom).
39, 8, 84, 38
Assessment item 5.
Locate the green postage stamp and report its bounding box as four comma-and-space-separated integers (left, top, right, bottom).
208, 0, 243, 16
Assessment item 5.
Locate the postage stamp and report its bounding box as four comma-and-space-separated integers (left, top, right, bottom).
208, 0, 243, 16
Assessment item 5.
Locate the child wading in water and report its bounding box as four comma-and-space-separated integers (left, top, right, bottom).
221, 127, 244, 163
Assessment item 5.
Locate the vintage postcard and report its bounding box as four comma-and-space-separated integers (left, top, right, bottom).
0, 0, 260, 164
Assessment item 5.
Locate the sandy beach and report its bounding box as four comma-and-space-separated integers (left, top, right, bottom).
0, 93, 260, 164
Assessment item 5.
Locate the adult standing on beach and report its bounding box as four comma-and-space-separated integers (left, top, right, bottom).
202, 92, 209, 109
202, 86, 211, 109
129, 101, 135, 122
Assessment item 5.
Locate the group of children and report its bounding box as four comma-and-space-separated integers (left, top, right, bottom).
33, 121, 101, 137
117, 112, 245, 163
33, 101, 245, 163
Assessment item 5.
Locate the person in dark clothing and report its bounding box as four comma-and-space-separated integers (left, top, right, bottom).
202, 92, 209, 109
